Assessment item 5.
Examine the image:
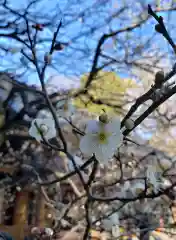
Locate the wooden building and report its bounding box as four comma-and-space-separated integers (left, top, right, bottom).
0, 167, 54, 240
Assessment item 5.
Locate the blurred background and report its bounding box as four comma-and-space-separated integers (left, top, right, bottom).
0, 0, 176, 240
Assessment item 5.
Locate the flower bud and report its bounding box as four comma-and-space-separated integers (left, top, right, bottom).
155, 24, 163, 34
124, 118, 134, 130
54, 42, 65, 51
99, 113, 109, 123
32, 23, 43, 31
155, 71, 164, 86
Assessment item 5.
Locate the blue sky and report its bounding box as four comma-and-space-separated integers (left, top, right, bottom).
1, 0, 175, 140
0, 0, 175, 89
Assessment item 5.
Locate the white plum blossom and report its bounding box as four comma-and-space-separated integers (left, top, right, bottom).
56, 98, 75, 118
79, 117, 123, 164
102, 212, 120, 237
146, 165, 161, 193
120, 181, 131, 198
29, 118, 56, 142
111, 213, 120, 238
102, 213, 119, 229
112, 225, 120, 238
111, 212, 120, 225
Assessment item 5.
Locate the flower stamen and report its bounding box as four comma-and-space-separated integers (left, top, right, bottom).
39, 124, 49, 135
98, 131, 108, 144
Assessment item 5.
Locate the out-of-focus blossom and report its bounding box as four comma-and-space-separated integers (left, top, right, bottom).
102, 212, 120, 237
146, 165, 161, 193
56, 98, 75, 118
29, 118, 56, 142
36, 109, 53, 119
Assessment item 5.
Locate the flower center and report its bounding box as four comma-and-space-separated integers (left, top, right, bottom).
98, 131, 108, 144
39, 124, 49, 135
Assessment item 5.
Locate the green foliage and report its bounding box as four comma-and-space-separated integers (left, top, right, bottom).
73, 71, 137, 116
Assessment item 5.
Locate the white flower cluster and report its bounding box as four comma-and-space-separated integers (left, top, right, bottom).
29, 99, 124, 165
28, 98, 167, 205
29, 98, 75, 142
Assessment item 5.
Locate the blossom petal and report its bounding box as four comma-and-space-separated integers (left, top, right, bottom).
112, 226, 120, 238
56, 99, 74, 118
43, 118, 55, 127
68, 102, 75, 115
108, 133, 123, 150
79, 134, 97, 156
95, 144, 115, 163
111, 212, 119, 224
29, 118, 56, 142
105, 118, 121, 134
85, 120, 100, 134
46, 127, 57, 139
102, 219, 112, 230
29, 127, 41, 142
37, 109, 53, 119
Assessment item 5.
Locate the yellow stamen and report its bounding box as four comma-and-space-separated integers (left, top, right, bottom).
98, 132, 108, 144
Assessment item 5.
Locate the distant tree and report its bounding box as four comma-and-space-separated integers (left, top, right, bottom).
73, 70, 137, 115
